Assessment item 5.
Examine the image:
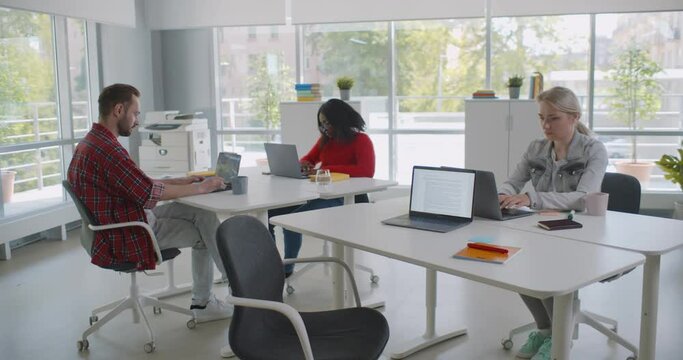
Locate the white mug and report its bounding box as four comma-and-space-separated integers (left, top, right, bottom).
584, 192, 609, 216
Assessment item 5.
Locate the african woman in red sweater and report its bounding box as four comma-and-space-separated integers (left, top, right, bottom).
269, 99, 375, 276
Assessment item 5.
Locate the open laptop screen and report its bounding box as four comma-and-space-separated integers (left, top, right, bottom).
215, 152, 241, 181
410, 166, 476, 219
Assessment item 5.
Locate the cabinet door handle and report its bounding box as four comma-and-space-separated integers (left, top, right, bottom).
155, 166, 171, 169
158, 149, 168, 156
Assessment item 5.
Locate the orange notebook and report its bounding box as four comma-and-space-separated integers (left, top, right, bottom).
453, 244, 522, 264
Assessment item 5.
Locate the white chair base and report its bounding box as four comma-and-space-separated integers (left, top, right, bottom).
501, 292, 638, 360
77, 272, 195, 353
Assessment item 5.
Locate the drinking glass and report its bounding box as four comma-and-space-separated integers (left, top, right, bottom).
315, 169, 332, 191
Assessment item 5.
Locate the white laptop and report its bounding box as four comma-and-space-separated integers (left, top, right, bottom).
382, 166, 476, 233
264, 143, 308, 179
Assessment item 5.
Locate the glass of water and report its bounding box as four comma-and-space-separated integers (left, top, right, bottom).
315, 169, 332, 191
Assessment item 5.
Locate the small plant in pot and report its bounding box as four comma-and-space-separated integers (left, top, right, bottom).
606, 46, 663, 185
336, 76, 354, 101
506, 75, 524, 99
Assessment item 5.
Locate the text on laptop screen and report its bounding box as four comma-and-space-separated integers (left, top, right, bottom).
410, 168, 475, 218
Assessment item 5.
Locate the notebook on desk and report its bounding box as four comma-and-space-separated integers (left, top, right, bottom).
264, 143, 309, 179
212, 152, 241, 192
382, 166, 476, 233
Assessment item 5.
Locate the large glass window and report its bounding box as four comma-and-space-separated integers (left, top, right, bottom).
0, 9, 92, 219
217, 25, 296, 165
492, 15, 591, 99
594, 12, 683, 190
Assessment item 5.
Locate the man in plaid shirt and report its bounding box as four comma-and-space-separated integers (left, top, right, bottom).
68, 83, 231, 322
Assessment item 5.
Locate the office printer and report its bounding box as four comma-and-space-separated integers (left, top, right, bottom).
138, 111, 211, 178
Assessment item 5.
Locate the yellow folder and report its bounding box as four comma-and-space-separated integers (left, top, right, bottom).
308, 172, 350, 182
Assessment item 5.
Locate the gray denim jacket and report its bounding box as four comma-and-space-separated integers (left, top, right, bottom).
498, 131, 608, 210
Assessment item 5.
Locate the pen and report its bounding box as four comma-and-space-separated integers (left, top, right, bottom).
467, 242, 509, 254
567, 210, 575, 220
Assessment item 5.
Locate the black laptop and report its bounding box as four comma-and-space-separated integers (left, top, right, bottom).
472, 170, 534, 220
212, 152, 241, 192
382, 166, 476, 233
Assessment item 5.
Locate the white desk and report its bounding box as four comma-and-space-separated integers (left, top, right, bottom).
485, 211, 683, 360
271, 202, 645, 359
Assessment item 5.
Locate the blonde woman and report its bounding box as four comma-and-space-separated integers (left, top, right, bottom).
498, 86, 608, 360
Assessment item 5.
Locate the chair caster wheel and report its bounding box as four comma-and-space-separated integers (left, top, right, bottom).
370, 275, 380, 284
187, 319, 196, 329
153, 306, 162, 315
89, 315, 98, 326
77, 339, 89, 351
501, 338, 513, 350
286, 285, 295, 295
144, 342, 155, 353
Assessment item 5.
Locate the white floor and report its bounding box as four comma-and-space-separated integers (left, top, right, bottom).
1, 224, 682, 360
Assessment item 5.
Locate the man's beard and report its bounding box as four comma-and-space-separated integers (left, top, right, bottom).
118, 121, 137, 137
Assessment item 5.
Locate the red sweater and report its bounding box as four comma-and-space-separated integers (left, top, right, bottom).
301, 133, 375, 177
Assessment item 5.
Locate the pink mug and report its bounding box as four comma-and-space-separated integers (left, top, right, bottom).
584, 192, 609, 216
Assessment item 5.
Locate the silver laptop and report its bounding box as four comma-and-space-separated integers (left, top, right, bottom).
473, 170, 534, 220
382, 166, 476, 233
212, 152, 241, 192
264, 143, 308, 179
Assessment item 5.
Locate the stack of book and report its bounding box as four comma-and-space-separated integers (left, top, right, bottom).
295, 83, 321, 102
472, 89, 497, 99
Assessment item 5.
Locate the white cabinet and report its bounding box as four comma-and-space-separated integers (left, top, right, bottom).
138, 122, 210, 178
465, 100, 541, 183
280, 101, 361, 156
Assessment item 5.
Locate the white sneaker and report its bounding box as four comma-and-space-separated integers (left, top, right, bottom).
192, 294, 234, 323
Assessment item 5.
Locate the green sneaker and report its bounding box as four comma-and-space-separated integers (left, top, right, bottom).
530, 337, 552, 360
516, 331, 548, 359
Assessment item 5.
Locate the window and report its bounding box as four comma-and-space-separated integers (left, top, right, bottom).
217, 25, 296, 165
594, 12, 683, 191
0, 9, 93, 219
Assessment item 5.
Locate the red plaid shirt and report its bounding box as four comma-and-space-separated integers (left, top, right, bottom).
68, 123, 165, 270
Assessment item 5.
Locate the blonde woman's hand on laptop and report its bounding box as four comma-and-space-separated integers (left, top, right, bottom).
498, 193, 531, 209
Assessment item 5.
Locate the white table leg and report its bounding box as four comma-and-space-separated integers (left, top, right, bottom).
390, 269, 467, 359
0, 242, 10, 260
255, 210, 268, 226
551, 292, 574, 360
639, 255, 661, 360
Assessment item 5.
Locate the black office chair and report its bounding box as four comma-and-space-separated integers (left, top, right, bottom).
216, 215, 389, 360
601, 172, 641, 214
63, 181, 195, 353
502, 172, 642, 360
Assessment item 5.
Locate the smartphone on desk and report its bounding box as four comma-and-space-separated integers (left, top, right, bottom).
537, 219, 583, 231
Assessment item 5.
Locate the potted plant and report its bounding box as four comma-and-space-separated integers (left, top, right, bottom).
336, 76, 354, 101
655, 144, 683, 219
506, 75, 524, 99
606, 46, 663, 185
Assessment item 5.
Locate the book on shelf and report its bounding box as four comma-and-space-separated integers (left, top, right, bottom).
452, 243, 521, 264
472, 89, 498, 99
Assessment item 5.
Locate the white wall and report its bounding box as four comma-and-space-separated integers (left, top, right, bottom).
98, 0, 155, 158
158, 29, 215, 122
